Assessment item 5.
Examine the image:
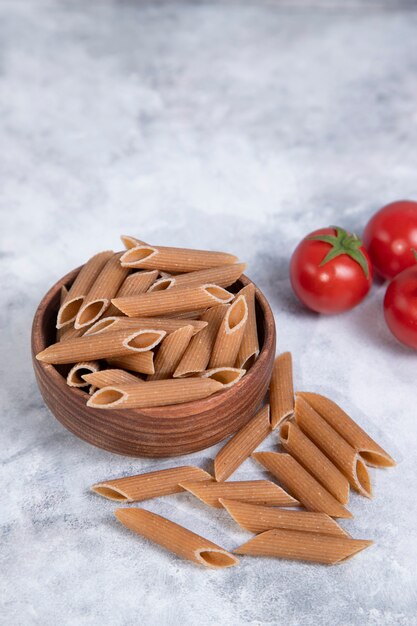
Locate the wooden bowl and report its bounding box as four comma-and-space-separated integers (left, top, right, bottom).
31, 268, 276, 457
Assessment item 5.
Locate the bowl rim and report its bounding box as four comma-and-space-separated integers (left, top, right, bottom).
32, 266, 276, 420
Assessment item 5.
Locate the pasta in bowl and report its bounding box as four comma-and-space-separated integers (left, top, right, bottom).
31, 248, 276, 457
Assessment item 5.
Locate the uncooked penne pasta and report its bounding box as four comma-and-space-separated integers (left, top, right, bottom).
179, 480, 298, 508
120, 235, 148, 248
280, 422, 350, 505
66, 361, 100, 388
85, 315, 208, 337
106, 352, 155, 376
295, 396, 372, 498
235, 283, 259, 369
36, 329, 165, 365
174, 305, 229, 378
209, 295, 248, 368
57, 250, 113, 328
56, 286, 68, 340
120, 243, 238, 273
92, 466, 212, 502
82, 369, 143, 388
297, 392, 396, 467
234, 529, 372, 565
59, 325, 85, 342
198, 367, 245, 389
163, 263, 247, 290
88, 378, 223, 409
115, 508, 238, 569
220, 500, 349, 536
148, 277, 175, 292
269, 352, 295, 429
148, 325, 194, 381
214, 404, 271, 482
75, 253, 130, 328
106, 270, 159, 316
111, 284, 234, 318
252, 452, 352, 518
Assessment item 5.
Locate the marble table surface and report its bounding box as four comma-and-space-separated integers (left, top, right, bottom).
1, 1, 417, 624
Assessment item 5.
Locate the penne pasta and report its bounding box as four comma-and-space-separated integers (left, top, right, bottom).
115, 507, 238, 569
66, 361, 100, 388
280, 422, 350, 505
88, 378, 223, 409
148, 277, 175, 292
174, 305, 229, 378
75, 253, 129, 328
297, 392, 396, 468
85, 315, 207, 337
156, 263, 247, 291
148, 325, 194, 381
106, 352, 154, 376
120, 235, 148, 248
119, 243, 239, 273
252, 452, 352, 518
59, 325, 85, 343
295, 396, 372, 498
92, 466, 212, 502
57, 250, 114, 328
111, 284, 234, 318
269, 352, 295, 429
214, 404, 271, 482
234, 529, 372, 565
82, 369, 143, 388
179, 480, 299, 509
35, 329, 165, 365
209, 295, 248, 368
56, 286, 68, 340
235, 283, 259, 369
220, 500, 349, 536
198, 367, 245, 389
106, 270, 159, 316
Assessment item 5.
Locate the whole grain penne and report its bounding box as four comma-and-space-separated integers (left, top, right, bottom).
252, 452, 352, 518
82, 369, 143, 388
115, 508, 238, 569
111, 284, 234, 318
174, 305, 229, 377
269, 352, 295, 429
198, 367, 245, 389
88, 378, 223, 409
234, 529, 372, 565
120, 244, 238, 273
209, 295, 248, 368
179, 480, 298, 508
297, 392, 396, 467
220, 500, 349, 536
35, 329, 165, 364
106, 352, 154, 375
148, 325, 194, 381
56, 286, 68, 340
59, 325, 85, 342
92, 466, 212, 502
214, 404, 271, 482
106, 270, 159, 316
75, 253, 130, 328
295, 396, 372, 498
66, 361, 100, 388
85, 315, 208, 337
280, 422, 350, 505
121, 235, 148, 248
148, 277, 175, 292
57, 250, 114, 328
163, 263, 247, 290
235, 283, 259, 369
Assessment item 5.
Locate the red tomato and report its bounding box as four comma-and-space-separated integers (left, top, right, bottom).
384, 262, 417, 350
363, 200, 417, 280
290, 227, 373, 314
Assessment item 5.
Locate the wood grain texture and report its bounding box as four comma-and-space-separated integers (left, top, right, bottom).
31, 267, 276, 457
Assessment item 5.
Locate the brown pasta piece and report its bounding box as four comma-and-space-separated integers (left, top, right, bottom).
106, 270, 159, 316
252, 452, 352, 518
85, 315, 207, 337
198, 367, 245, 389
269, 352, 295, 429
209, 295, 248, 368
106, 352, 155, 376
148, 277, 175, 292
220, 499, 349, 536
82, 369, 143, 388
148, 325, 194, 381
235, 283, 259, 370
167, 263, 247, 290
66, 361, 100, 388
297, 392, 396, 467
214, 404, 271, 482
280, 422, 350, 505
234, 529, 372, 565
120, 235, 148, 248
179, 480, 298, 508
92, 466, 212, 502
56, 286, 68, 341
295, 396, 372, 498
119, 244, 238, 273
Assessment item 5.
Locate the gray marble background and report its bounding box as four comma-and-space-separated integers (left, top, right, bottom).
1, 1, 417, 625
